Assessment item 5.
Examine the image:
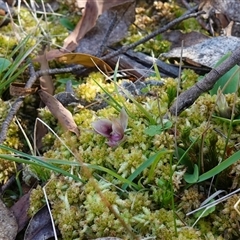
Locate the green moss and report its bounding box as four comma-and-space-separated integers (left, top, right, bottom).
47, 23, 69, 46
27, 67, 240, 238
30, 176, 206, 239
124, 32, 171, 55
75, 72, 115, 102
0, 157, 16, 184
180, 18, 203, 33
28, 185, 45, 216
0, 35, 17, 56
181, 69, 199, 90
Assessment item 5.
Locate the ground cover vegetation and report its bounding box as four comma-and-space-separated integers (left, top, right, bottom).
1, 0, 240, 239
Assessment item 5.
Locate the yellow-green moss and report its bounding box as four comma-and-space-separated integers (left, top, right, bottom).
75, 72, 115, 102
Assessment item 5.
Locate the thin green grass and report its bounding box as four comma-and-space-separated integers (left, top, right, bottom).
0, 144, 84, 183
0, 34, 42, 95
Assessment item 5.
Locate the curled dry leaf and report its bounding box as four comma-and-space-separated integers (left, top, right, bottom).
10, 82, 39, 97
75, 1, 135, 56
38, 90, 80, 136
57, 53, 112, 73
10, 191, 31, 233
162, 30, 209, 49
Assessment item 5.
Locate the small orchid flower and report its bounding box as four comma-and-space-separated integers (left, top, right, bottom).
92, 108, 128, 147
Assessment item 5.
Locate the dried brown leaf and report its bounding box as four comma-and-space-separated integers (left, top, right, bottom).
162, 30, 209, 49
38, 0, 135, 61
38, 90, 80, 136
63, 0, 134, 52
75, 1, 135, 56
75, 0, 87, 9
57, 53, 112, 73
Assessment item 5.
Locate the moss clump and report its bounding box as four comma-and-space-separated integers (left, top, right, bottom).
0, 155, 17, 184
178, 186, 205, 214
28, 185, 45, 216
0, 34, 17, 56
30, 176, 206, 239
0, 8, 42, 55
181, 69, 199, 90
122, 1, 184, 56
75, 72, 115, 102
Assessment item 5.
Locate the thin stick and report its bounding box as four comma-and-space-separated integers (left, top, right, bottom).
0, 97, 24, 143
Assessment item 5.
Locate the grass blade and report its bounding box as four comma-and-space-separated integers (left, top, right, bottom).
198, 150, 240, 183
122, 149, 168, 190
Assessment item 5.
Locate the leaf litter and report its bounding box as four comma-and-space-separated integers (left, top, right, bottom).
2, 0, 240, 239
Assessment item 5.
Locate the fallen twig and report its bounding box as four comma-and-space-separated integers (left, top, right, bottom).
166, 46, 240, 117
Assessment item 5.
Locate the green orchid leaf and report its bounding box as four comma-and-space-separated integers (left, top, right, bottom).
184, 164, 199, 183
209, 53, 240, 95
144, 120, 172, 136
